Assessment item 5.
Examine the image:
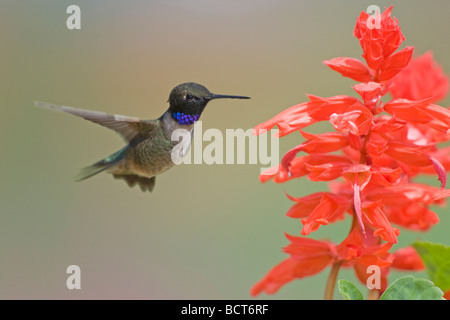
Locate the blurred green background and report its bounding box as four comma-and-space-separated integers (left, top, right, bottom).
1, 0, 449, 299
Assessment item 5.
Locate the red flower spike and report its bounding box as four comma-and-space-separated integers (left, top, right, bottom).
252, 6, 450, 297
390, 52, 449, 103
323, 57, 373, 82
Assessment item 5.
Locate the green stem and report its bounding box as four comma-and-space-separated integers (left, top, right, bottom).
368, 289, 380, 300
324, 261, 343, 300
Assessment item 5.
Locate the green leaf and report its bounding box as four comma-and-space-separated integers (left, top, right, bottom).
338, 279, 363, 300
413, 241, 450, 293
380, 276, 444, 300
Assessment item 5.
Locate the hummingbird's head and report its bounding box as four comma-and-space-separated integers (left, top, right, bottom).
168, 82, 250, 124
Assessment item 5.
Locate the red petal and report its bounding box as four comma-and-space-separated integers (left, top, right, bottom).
362, 201, 400, 243
250, 258, 298, 296
301, 132, 350, 154
281, 133, 349, 170
285, 192, 324, 218
432, 189, 450, 201
253, 102, 316, 137
385, 141, 433, 167
378, 46, 414, 81
251, 235, 336, 296
362, 41, 384, 71
300, 193, 348, 235
386, 202, 439, 231
305, 95, 359, 120
323, 57, 373, 82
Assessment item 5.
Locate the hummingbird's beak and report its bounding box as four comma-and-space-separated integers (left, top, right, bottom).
208, 94, 250, 100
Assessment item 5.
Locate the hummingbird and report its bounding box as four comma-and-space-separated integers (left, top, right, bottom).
35, 82, 250, 192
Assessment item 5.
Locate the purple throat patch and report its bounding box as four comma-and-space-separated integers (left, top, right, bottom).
172, 112, 200, 125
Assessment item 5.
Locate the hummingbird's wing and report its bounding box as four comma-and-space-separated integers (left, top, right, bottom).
34, 101, 157, 142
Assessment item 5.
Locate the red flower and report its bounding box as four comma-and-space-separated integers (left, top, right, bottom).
384, 98, 450, 135
250, 258, 299, 296
337, 229, 394, 291
253, 95, 358, 137
390, 52, 449, 103
253, 102, 316, 138
285, 192, 350, 235
366, 182, 443, 231
353, 82, 382, 108
250, 236, 336, 296
259, 154, 354, 183
281, 131, 349, 170
251, 229, 394, 296
391, 247, 425, 270
342, 164, 372, 234
361, 201, 400, 243
252, 6, 450, 298
323, 57, 372, 82
329, 100, 373, 135
377, 46, 414, 81
325, 7, 413, 83
353, 6, 406, 72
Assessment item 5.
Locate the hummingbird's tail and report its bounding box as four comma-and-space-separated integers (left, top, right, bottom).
75, 147, 127, 181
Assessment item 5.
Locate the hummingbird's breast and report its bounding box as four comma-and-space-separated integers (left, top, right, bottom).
111, 113, 194, 178
125, 138, 177, 177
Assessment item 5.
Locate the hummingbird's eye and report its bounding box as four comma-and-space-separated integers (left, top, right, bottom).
185, 94, 194, 102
